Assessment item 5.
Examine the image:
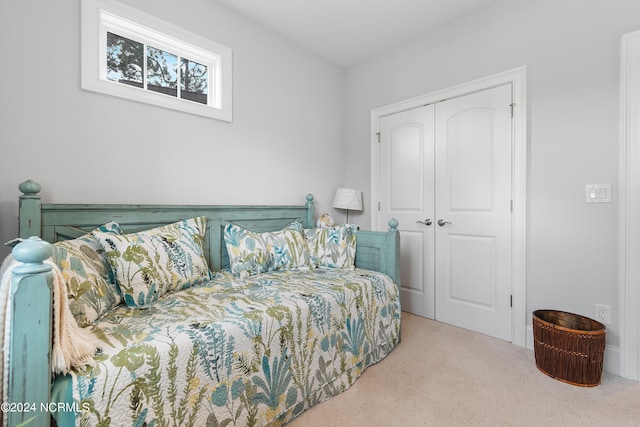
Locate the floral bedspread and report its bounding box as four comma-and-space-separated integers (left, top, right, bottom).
59, 268, 401, 427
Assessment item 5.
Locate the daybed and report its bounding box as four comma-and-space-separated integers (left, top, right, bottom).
1, 180, 401, 427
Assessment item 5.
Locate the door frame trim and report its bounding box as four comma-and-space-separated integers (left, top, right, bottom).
620, 31, 640, 381
370, 66, 528, 347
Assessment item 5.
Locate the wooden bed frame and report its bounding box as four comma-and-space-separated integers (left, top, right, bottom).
6, 179, 400, 427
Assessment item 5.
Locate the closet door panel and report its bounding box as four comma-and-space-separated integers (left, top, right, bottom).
435, 84, 513, 341
379, 105, 435, 318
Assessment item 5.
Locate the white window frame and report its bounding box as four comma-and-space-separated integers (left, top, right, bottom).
82, 0, 232, 122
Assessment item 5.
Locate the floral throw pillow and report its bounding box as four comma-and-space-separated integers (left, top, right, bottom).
304, 224, 358, 270
52, 221, 123, 327
224, 220, 314, 277
94, 217, 211, 308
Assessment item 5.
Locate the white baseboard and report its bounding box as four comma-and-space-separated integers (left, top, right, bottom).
525, 325, 620, 376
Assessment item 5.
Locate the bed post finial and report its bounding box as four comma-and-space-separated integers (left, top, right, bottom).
387, 218, 399, 230
305, 194, 315, 229
12, 236, 53, 273
18, 179, 42, 239
19, 179, 42, 198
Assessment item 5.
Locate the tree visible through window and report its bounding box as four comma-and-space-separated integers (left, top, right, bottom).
107, 33, 143, 87
181, 59, 208, 104
107, 32, 208, 105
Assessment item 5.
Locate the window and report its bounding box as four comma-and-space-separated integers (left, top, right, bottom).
82, 0, 232, 121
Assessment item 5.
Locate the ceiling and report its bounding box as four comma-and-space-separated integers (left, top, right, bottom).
215, 0, 495, 67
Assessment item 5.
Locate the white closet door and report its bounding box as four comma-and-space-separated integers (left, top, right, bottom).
379, 105, 435, 318
377, 84, 513, 341
434, 84, 512, 341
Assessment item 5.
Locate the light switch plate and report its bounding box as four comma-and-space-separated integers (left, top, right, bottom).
585, 184, 612, 203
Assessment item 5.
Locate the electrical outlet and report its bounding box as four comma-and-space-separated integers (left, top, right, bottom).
595, 304, 612, 325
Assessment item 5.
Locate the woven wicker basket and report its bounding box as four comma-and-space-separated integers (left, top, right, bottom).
532, 310, 606, 387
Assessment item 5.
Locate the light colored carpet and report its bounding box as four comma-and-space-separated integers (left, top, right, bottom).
289, 312, 640, 426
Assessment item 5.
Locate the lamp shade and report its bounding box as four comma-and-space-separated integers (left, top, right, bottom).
333, 188, 363, 211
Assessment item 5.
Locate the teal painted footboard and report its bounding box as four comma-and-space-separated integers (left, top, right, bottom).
5, 180, 400, 427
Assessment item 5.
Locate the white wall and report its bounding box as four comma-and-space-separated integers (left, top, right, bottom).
344, 0, 640, 363
0, 0, 345, 260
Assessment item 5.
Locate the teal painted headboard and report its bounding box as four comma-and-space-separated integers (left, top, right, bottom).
17, 179, 400, 283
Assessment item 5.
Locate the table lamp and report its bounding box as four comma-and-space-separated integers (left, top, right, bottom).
332, 188, 363, 223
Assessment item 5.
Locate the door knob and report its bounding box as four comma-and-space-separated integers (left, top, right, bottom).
437, 219, 452, 226
416, 219, 432, 226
